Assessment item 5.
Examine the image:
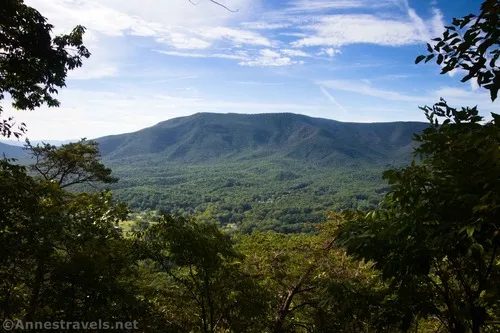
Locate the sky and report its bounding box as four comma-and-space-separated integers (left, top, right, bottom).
3, 0, 497, 141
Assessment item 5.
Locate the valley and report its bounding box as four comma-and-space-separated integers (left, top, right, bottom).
2, 113, 428, 232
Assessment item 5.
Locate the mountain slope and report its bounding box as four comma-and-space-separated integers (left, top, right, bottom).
0, 142, 26, 158
96, 112, 427, 165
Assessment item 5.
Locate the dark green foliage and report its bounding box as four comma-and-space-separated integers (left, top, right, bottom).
335, 104, 500, 332
0, 161, 159, 327
416, 0, 499, 101
135, 214, 269, 333
0, 0, 90, 138
108, 160, 392, 232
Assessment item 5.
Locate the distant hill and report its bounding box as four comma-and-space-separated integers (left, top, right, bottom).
97, 112, 428, 166
0, 139, 76, 147
0, 142, 26, 159
0, 139, 78, 160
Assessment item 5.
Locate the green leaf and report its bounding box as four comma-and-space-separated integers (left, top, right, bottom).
425, 54, 435, 63
415, 55, 426, 64
466, 226, 475, 238
437, 54, 444, 65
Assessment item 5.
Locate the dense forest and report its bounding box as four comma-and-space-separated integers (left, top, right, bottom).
1, 0, 499, 332
99, 114, 427, 233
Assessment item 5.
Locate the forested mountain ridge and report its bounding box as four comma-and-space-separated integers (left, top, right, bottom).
0, 113, 429, 232
71, 112, 428, 232
0, 113, 428, 165
96, 112, 428, 165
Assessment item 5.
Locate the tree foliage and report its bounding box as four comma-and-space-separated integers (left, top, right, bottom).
135, 214, 268, 333
25, 139, 118, 188
416, 0, 499, 101
0, 0, 90, 138
336, 104, 500, 332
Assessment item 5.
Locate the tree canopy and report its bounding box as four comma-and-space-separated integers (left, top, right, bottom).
416, 0, 499, 101
25, 139, 118, 188
0, 0, 90, 138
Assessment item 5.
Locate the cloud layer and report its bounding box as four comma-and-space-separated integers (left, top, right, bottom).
26, 0, 444, 69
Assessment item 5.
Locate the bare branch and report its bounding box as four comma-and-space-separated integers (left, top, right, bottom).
188, 0, 239, 12
209, 0, 239, 12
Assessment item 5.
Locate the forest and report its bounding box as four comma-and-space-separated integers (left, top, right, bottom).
0, 0, 499, 332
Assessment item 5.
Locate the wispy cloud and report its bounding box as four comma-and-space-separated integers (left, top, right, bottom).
155, 50, 248, 60
319, 80, 427, 103
291, 10, 444, 47
25, 0, 445, 70
239, 49, 304, 67
319, 86, 348, 113
240, 22, 291, 30
318, 80, 498, 113
286, 0, 401, 12
281, 49, 312, 57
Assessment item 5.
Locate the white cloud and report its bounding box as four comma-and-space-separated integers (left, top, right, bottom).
286, 0, 400, 12
155, 50, 248, 60
156, 32, 212, 49
197, 26, 272, 47
240, 22, 291, 30
291, 10, 444, 47
156, 48, 313, 67
317, 47, 341, 57
279, 32, 309, 37
281, 49, 311, 57
239, 49, 304, 67
23, 0, 446, 72
23, 0, 268, 67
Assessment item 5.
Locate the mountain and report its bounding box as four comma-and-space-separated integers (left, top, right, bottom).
0, 139, 76, 147
0, 142, 26, 159
93, 113, 429, 232
0, 139, 77, 159
0, 112, 430, 232
97, 112, 428, 166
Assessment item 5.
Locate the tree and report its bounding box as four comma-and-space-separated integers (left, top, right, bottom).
336, 104, 500, 332
25, 139, 118, 188
335, 1, 500, 332
0, 0, 90, 138
236, 228, 397, 333
135, 214, 267, 333
416, 0, 499, 101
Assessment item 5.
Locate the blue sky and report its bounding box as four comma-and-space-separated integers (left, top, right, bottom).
4, 0, 496, 140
